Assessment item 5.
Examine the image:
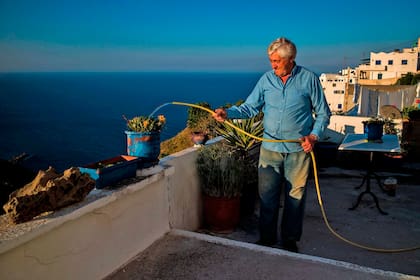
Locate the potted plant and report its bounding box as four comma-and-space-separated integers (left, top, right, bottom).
196, 141, 251, 233
215, 114, 263, 216
123, 114, 166, 163
402, 106, 420, 120
362, 116, 386, 141
189, 115, 212, 147
401, 106, 420, 159
187, 102, 216, 146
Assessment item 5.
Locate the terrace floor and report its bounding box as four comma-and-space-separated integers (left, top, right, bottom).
106, 161, 420, 279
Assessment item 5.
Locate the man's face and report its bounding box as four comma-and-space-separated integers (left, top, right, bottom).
269, 52, 294, 78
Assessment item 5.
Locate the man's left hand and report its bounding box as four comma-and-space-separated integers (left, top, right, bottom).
300, 134, 318, 153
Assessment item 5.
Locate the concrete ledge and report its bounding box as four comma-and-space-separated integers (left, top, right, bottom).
0, 164, 178, 279
0, 166, 174, 254
0, 144, 205, 280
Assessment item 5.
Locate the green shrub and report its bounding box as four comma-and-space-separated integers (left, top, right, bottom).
196, 142, 249, 198
402, 106, 420, 120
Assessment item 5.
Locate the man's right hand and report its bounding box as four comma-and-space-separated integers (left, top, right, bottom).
212, 108, 227, 122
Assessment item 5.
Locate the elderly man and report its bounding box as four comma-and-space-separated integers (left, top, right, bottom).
213, 37, 331, 252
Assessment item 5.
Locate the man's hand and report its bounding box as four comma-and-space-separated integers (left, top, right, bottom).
212, 108, 227, 122
300, 134, 318, 153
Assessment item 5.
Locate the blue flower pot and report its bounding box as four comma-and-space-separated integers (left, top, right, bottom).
364, 123, 384, 141
125, 131, 161, 161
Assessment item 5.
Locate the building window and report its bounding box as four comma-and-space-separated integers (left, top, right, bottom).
402, 60, 408, 65
337, 104, 342, 109
378, 73, 383, 79
375, 60, 381, 65
332, 83, 336, 87
388, 60, 393, 65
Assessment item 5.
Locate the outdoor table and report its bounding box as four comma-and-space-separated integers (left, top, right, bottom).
338, 133, 401, 215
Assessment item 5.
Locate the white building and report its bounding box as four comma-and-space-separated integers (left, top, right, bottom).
357, 37, 420, 85
320, 37, 420, 113
319, 70, 357, 113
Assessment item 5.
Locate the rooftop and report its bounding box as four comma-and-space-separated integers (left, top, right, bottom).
105, 165, 420, 279
1, 126, 420, 279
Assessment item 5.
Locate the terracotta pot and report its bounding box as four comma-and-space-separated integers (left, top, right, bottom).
191, 132, 208, 146
203, 195, 240, 233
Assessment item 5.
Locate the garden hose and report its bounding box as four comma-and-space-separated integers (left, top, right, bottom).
169, 101, 420, 253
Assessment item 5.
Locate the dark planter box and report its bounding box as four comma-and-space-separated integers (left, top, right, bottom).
79, 155, 140, 189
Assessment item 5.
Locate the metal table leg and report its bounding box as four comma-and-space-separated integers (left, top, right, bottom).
349, 151, 388, 215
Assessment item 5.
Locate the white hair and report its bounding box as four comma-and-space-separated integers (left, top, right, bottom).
267, 37, 297, 59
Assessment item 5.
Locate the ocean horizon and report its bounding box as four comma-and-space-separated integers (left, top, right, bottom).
0, 71, 263, 171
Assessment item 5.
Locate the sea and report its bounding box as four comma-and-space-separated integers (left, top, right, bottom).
0, 71, 262, 172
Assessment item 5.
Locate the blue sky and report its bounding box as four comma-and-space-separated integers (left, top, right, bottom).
0, 0, 419, 73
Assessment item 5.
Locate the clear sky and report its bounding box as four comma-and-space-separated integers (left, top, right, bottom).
0, 0, 419, 74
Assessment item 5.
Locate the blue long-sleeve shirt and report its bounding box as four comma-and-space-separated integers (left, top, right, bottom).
226, 65, 331, 153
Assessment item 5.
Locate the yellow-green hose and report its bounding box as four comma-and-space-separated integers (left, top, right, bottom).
171, 101, 420, 253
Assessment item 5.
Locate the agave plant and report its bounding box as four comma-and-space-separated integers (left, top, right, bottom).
196, 114, 264, 198
215, 114, 264, 151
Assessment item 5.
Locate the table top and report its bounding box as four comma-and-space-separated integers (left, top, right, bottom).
338, 134, 401, 153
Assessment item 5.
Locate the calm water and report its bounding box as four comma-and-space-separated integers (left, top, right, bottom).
0, 72, 262, 171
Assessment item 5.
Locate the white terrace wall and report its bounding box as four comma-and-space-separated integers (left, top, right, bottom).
160, 147, 203, 231
0, 147, 203, 280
